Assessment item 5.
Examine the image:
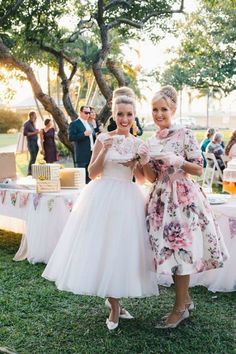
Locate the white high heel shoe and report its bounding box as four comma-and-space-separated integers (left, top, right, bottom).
106, 318, 119, 330
105, 299, 134, 319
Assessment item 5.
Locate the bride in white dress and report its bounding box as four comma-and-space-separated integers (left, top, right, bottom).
42, 88, 158, 330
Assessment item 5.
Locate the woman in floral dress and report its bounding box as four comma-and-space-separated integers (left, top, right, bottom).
138, 85, 229, 328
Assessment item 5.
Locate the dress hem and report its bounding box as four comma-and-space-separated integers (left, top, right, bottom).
42, 276, 158, 299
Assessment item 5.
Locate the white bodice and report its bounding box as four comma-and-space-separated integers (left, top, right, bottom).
98, 133, 143, 182
101, 160, 133, 181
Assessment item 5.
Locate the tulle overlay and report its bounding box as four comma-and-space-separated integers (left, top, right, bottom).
42, 133, 158, 298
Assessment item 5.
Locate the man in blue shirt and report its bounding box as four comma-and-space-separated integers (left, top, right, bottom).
23, 111, 39, 175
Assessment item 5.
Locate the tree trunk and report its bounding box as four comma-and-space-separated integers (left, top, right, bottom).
92, 23, 113, 101
106, 59, 126, 87
97, 102, 111, 125
0, 39, 73, 152
58, 56, 78, 121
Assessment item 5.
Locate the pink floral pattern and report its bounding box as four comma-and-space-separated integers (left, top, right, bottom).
156, 128, 169, 139
146, 127, 229, 276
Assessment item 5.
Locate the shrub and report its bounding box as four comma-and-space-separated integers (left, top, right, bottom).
56, 140, 71, 158
7, 128, 18, 134
0, 109, 23, 133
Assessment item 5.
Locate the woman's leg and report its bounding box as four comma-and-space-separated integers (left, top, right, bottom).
107, 297, 120, 323
172, 274, 192, 306
166, 274, 190, 324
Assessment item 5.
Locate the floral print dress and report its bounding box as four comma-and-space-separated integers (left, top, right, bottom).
146, 127, 229, 276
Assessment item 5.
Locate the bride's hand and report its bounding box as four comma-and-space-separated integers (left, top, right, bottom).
102, 138, 113, 152
120, 160, 137, 170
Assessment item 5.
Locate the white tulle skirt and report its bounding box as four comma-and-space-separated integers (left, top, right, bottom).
42, 178, 158, 298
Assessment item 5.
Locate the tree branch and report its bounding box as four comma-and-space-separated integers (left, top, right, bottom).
40, 44, 78, 120
0, 0, 24, 27
67, 17, 94, 43
40, 43, 77, 77
104, 0, 132, 11
108, 0, 185, 29
0, 37, 72, 150
107, 18, 143, 30
142, 0, 185, 22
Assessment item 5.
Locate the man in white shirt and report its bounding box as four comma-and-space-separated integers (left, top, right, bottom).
69, 106, 93, 183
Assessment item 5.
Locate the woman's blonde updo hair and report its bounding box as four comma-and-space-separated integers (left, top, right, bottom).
112, 86, 136, 117
152, 85, 178, 110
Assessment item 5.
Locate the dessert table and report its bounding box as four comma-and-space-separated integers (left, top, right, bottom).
158, 194, 236, 292
0, 187, 81, 264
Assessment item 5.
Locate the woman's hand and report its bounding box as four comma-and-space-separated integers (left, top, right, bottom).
102, 138, 113, 152
138, 143, 150, 166
160, 152, 184, 168
120, 160, 137, 170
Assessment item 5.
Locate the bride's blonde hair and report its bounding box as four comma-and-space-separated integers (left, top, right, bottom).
112, 86, 136, 116
152, 85, 177, 110
112, 86, 135, 99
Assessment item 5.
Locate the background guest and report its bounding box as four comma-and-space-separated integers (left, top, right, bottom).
200, 128, 215, 167
68, 106, 93, 183
40, 118, 58, 163
206, 132, 225, 171
225, 130, 236, 161
23, 111, 39, 175
89, 107, 103, 135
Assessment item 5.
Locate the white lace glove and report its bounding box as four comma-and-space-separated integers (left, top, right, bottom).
161, 152, 185, 168
137, 143, 150, 166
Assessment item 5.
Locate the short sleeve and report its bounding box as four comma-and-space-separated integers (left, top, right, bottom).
184, 129, 203, 166
97, 132, 109, 143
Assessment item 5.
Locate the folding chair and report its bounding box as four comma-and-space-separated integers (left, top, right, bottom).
202, 152, 223, 191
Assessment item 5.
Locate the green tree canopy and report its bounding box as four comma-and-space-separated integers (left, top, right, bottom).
161, 0, 236, 94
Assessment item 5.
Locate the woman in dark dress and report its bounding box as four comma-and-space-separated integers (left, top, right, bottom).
40, 118, 58, 163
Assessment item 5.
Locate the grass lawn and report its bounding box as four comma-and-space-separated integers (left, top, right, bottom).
0, 134, 18, 148
15, 153, 74, 177
0, 230, 235, 354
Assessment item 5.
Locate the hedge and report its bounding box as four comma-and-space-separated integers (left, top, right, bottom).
0, 109, 24, 133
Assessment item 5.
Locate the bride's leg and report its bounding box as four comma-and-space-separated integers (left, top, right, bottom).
107, 297, 120, 323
